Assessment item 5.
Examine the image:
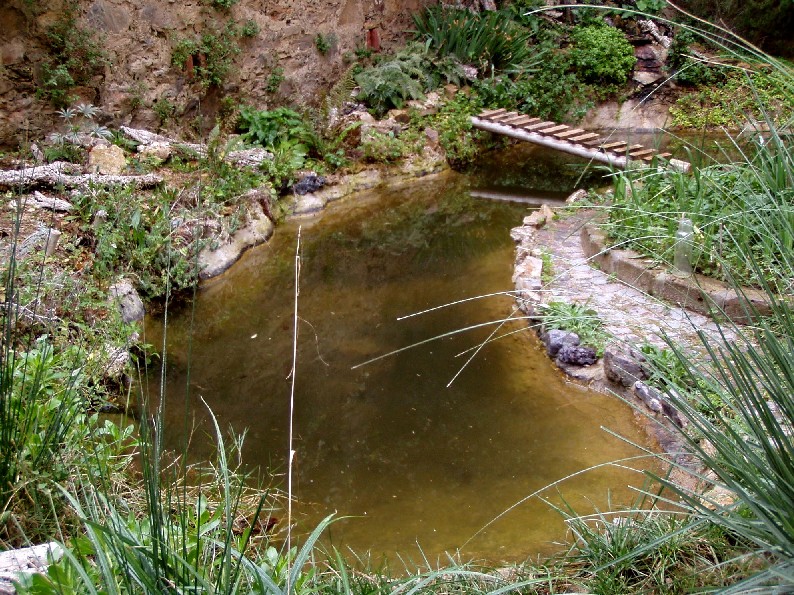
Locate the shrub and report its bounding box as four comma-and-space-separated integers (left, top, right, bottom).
237, 107, 308, 149
354, 51, 427, 116
413, 5, 535, 74
570, 24, 636, 86
38, 1, 109, 105
171, 21, 241, 87
361, 130, 405, 163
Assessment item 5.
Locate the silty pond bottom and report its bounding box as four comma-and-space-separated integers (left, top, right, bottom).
145, 146, 659, 565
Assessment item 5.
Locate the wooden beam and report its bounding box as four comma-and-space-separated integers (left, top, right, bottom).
628, 148, 657, 159
479, 108, 507, 118
541, 124, 570, 135
600, 141, 628, 150
613, 144, 644, 155
471, 117, 629, 169
643, 151, 672, 162
469, 116, 691, 173
502, 115, 536, 126
491, 111, 519, 122
554, 128, 585, 139
568, 132, 600, 143
523, 121, 557, 131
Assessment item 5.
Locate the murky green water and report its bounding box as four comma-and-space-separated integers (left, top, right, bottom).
145, 146, 656, 565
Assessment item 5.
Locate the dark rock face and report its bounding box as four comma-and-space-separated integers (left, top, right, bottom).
604, 346, 647, 388
291, 173, 327, 195
542, 329, 580, 358
557, 344, 598, 366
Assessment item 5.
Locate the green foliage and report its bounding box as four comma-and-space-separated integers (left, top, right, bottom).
152, 97, 176, 126
353, 43, 465, 117
605, 142, 794, 291
240, 19, 261, 38
468, 30, 594, 123
238, 107, 308, 149
413, 5, 535, 73
430, 92, 490, 169
354, 50, 428, 116
667, 29, 727, 87
315, 33, 331, 56
538, 300, 609, 354
670, 69, 793, 128
361, 130, 405, 163
38, 1, 109, 106
68, 186, 201, 299
171, 21, 241, 87
208, 0, 239, 8
570, 24, 637, 86
560, 506, 748, 593
266, 66, 285, 94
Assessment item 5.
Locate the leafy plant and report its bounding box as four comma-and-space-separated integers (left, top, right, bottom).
413, 5, 535, 74
360, 130, 405, 163
240, 19, 260, 38
315, 33, 331, 56
266, 66, 285, 94
38, 0, 109, 106
569, 24, 637, 87
238, 107, 308, 149
354, 51, 428, 116
171, 21, 242, 87
538, 300, 609, 354
207, 0, 239, 9
430, 92, 490, 169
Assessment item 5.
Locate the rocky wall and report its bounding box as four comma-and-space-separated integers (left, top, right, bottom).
0, 0, 430, 148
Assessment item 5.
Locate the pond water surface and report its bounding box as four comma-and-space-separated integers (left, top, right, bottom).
145, 146, 656, 565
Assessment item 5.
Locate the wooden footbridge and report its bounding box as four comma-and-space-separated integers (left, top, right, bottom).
471, 109, 691, 173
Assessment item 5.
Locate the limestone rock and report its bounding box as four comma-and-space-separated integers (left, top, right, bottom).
198, 203, 275, 280
604, 345, 647, 387
523, 204, 555, 228
88, 144, 127, 175
109, 279, 145, 323
557, 344, 598, 366
542, 329, 580, 358
566, 189, 588, 204
633, 380, 663, 413
138, 141, 172, 163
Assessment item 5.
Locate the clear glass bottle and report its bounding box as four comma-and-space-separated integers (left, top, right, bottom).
674, 217, 694, 275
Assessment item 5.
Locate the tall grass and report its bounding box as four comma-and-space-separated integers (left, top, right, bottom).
589, 8, 794, 590
0, 204, 87, 546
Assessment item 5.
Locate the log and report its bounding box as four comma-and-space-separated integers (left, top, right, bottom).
26, 191, 73, 212
0, 162, 162, 190
0, 542, 64, 594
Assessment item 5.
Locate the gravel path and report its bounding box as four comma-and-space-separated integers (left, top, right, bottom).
529, 208, 735, 352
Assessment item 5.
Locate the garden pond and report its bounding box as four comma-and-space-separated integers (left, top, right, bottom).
145, 144, 662, 565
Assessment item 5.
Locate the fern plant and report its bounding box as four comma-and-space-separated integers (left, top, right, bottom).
355, 53, 427, 116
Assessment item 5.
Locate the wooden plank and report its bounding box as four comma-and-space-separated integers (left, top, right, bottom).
554, 128, 585, 139
613, 144, 644, 155
480, 108, 507, 118
502, 115, 538, 127
523, 121, 557, 131
642, 152, 672, 162
600, 141, 628, 150
540, 124, 570, 135
569, 132, 600, 143
628, 148, 657, 158
491, 111, 519, 122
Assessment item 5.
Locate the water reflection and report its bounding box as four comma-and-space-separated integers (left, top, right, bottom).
146, 149, 655, 564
